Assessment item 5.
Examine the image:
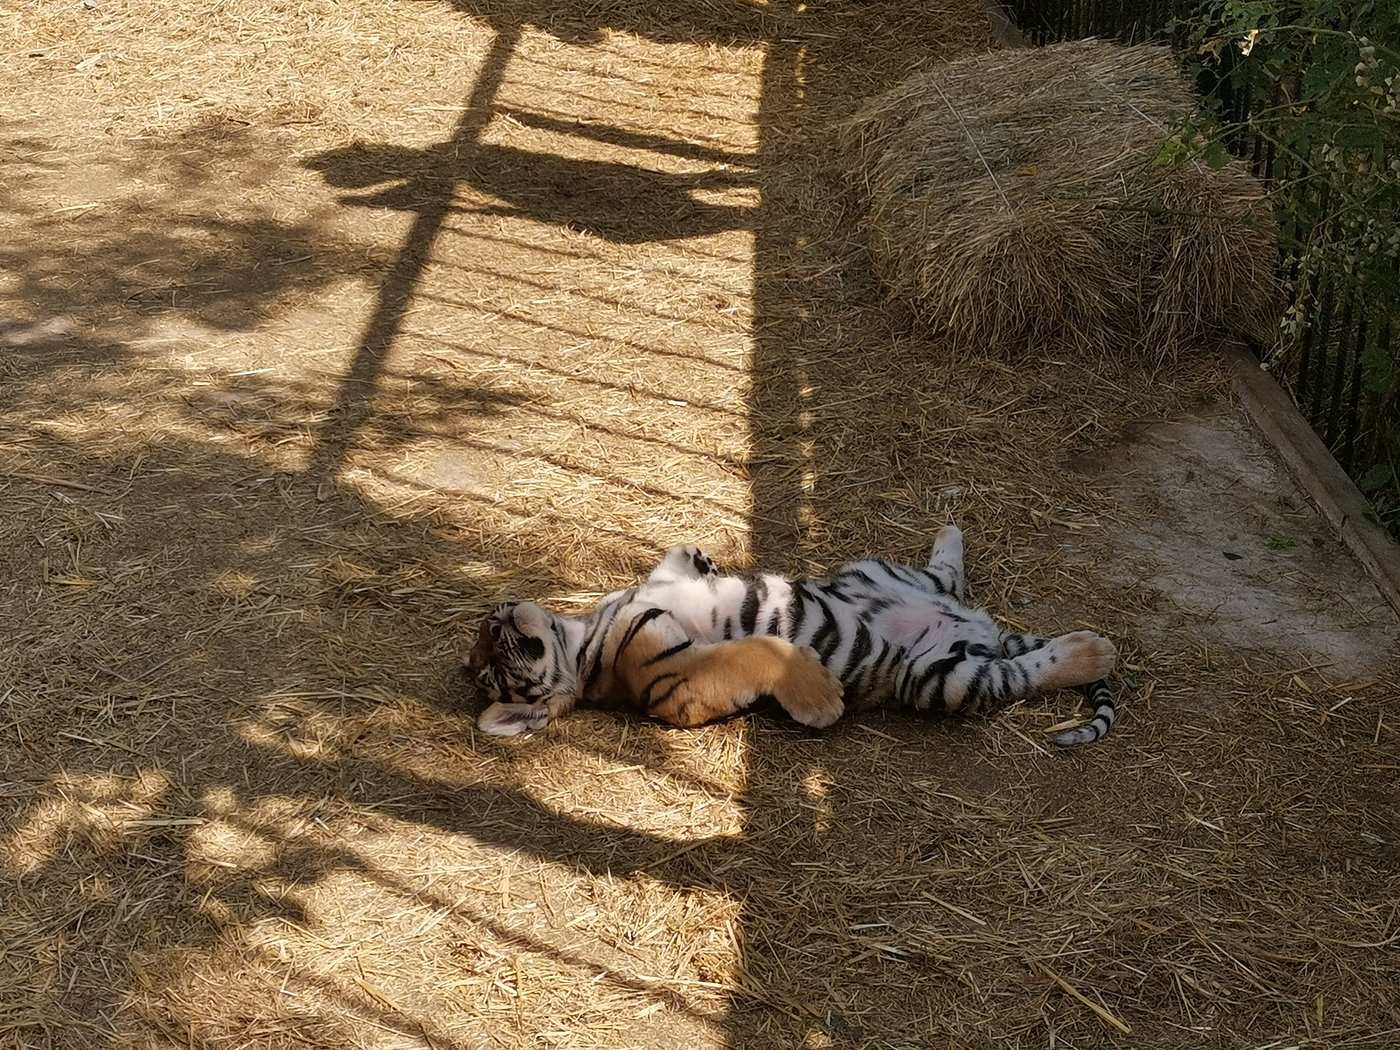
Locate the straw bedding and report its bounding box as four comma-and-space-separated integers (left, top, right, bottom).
843, 39, 1281, 356
1, 3, 1398, 1049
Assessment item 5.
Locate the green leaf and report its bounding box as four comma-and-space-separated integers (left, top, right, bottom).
1359, 463, 1396, 492
1362, 340, 1395, 395
1203, 141, 1232, 169
821, 1010, 868, 1043
1302, 60, 1340, 103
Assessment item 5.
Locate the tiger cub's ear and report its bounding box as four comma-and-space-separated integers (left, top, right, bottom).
477, 701, 551, 737
462, 612, 498, 672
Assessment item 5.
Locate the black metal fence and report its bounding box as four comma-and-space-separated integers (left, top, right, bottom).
998, 1, 1399, 530
1205, 41, 1396, 486
1001, 0, 1180, 45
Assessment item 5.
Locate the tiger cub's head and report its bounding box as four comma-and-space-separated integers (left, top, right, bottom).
465, 602, 571, 737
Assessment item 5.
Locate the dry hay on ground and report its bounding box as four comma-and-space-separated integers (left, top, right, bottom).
842, 38, 1280, 357
2, 2, 1399, 1049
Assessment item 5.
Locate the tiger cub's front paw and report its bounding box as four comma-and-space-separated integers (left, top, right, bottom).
772, 645, 844, 729
477, 701, 551, 737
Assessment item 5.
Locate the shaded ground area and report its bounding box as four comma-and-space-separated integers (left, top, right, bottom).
1078, 406, 1397, 674
2, 2, 1398, 1049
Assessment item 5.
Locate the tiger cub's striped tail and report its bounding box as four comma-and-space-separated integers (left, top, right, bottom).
1052, 679, 1116, 747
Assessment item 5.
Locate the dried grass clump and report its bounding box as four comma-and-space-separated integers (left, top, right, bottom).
843, 39, 1280, 356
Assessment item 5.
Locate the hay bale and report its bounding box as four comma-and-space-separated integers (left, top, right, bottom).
843, 39, 1280, 356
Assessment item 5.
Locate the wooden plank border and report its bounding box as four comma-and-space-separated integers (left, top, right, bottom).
1224, 342, 1400, 616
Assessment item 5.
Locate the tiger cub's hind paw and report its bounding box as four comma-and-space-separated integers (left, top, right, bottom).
771, 644, 845, 728
1042, 631, 1118, 690
649, 543, 719, 585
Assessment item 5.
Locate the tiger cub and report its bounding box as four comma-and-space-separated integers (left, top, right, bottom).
467, 526, 1119, 746
465, 600, 845, 735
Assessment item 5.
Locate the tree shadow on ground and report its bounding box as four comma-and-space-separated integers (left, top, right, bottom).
0, 120, 384, 349
307, 141, 753, 244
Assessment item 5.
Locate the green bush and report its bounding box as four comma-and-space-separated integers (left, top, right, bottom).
1179, 1, 1400, 535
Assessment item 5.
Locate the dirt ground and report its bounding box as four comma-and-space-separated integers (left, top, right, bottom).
2, 2, 1398, 1048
